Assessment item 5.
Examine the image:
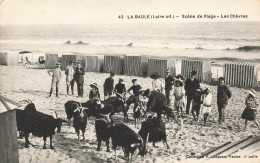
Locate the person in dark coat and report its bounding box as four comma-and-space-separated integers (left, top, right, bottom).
165, 70, 175, 105
114, 78, 126, 100
103, 72, 115, 100
74, 61, 85, 97
89, 83, 100, 100
143, 89, 167, 119
191, 88, 203, 121
241, 89, 259, 131
126, 79, 142, 111
217, 77, 232, 124
184, 70, 200, 114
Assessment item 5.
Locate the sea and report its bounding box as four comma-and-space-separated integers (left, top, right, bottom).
0, 21, 260, 62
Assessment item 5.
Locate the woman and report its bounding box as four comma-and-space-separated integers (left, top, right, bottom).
241, 89, 260, 131
89, 83, 100, 100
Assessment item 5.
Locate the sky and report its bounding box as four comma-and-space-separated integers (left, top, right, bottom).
0, 0, 259, 25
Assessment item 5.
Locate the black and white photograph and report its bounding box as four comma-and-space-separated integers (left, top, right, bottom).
0, 0, 260, 162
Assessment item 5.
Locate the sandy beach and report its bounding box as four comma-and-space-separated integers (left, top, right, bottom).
0, 65, 259, 163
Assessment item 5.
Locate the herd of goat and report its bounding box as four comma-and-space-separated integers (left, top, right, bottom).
15, 96, 176, 161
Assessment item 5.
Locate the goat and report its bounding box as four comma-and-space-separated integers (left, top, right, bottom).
138, 115, 169, 149
110, 123, 146, 161
104, 96, 128, 121
23, 109, 65, 149
72, 104, 88, 141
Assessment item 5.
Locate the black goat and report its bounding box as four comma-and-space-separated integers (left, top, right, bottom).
138, 115, 169, 149
111, 123, 146, 161
104, 96, 128, 121
133, 101, 146, 127
23, 110, 65, 149
65, 100, 92, 123
95, 113, 112, 152
72, 105, 88, 141
15, 99, 37, 138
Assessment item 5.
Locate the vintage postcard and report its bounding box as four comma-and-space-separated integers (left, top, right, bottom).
0, 0, 259, 163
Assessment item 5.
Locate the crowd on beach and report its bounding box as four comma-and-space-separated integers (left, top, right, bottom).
47, 60, 260, 132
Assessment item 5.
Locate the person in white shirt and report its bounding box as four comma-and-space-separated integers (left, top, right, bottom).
174, 79, 185, 117
150, 72, 165, 95
65, 60, 75, 96
201, 87, 212, 125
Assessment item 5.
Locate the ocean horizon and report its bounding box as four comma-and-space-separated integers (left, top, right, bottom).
0, 21, 260, 61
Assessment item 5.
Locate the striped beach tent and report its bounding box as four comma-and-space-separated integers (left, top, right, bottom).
103, 55, 124, 74
124, 56, 149, 76
181, 60, 211, 82
224, 62, 259, 88
45, 53, 58, 69
83, 56, 101, 72
147, 58, 178, 78
61, 54, 86, 71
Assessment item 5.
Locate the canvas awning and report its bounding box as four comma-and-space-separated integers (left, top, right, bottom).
19, 51, 32, 54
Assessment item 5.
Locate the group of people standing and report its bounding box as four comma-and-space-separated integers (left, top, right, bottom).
46, 61, 259, 131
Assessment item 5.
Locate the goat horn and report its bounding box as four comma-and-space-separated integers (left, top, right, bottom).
55, 111, 58, 119
20, 100, 30, 104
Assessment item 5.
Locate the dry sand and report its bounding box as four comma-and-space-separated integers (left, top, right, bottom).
0, 65, 259, 163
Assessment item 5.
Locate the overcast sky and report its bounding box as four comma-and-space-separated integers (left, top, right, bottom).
0, 0, 259, 25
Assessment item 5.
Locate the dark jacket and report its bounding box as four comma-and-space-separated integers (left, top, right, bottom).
74, 67, 85, 83
165, 75, 175, 90
115, 83, 126, 94
184, 78, 200, 97
147, 91, 167, 113
89, 90, 100, 100
127, 85, 142, 96
104, 77, 114, 90
217, 84, 232, 106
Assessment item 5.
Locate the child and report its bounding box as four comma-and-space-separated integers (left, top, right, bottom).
173, 79, 185, 117
241, 90, 260, 131
126, 79, 142, 112
191, 88, 203, 122
89, 83, 100, 100
201, 87, 212, 125
114, 78, 126, 100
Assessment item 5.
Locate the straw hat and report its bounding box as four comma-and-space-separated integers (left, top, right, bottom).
248, 89, 257, 97
175, 74, 185, 81
150, 72, 161, 79
90, 83, 98, 89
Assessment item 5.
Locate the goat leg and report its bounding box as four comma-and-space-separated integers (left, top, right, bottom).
25, 132, 29, 148
114, 148, 117, 160
96, 139, 101, 151
82, 131, 85, 141
76, 130, 80, 142
43, 136, 47, 149
106, 139, 110, 152
165, 140, 170, 149
50, 135, 54, 149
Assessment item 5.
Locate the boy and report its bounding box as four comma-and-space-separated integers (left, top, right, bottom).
201, 88, 212, 125
114, 78, 126, 100
126, 79, 142, 110
191, 88, 203, 122
103, 72, 115, 100
174, 79, 185, 117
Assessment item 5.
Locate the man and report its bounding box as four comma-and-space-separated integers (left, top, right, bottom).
143, 89, 167, 120
47, 62, 61, 97
126, 79, 142, 110
74, 61, 85, 97
103, 72, 115, 100
165, 70, 175, 105
65, 60, 75, 96
217, 77, 232, 124
150, 72, 165, 94
184, 70, 200, 115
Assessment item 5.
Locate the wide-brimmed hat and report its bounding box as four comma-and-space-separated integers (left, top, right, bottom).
132, 79, 137, 83
142, 89, 151, 97
69, 60, 74, 63
175, 79, 184, 87
150, 72, 161, 79
55, 62, 61, 66
248, 89, 257, 97
218, 77, 225, 81
90, 83, 98, 89
175, 74, 185, 80
110, 72, 115, 76
190, 70, 197, 76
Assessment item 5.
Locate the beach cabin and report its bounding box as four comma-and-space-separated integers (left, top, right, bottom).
124, 56, 149, 77
0, 52, 19, 66
0, 95, 21, 163
103, 55, 124, 74
45, 53, 58, 69
224, 62, 260, 88
61, 54, 86, 71
147, 58, 181, 78
83, 55, 102, 72
181, 60, 211, 83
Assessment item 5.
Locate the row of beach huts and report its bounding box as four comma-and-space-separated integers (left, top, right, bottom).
0, 52, 260, 88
